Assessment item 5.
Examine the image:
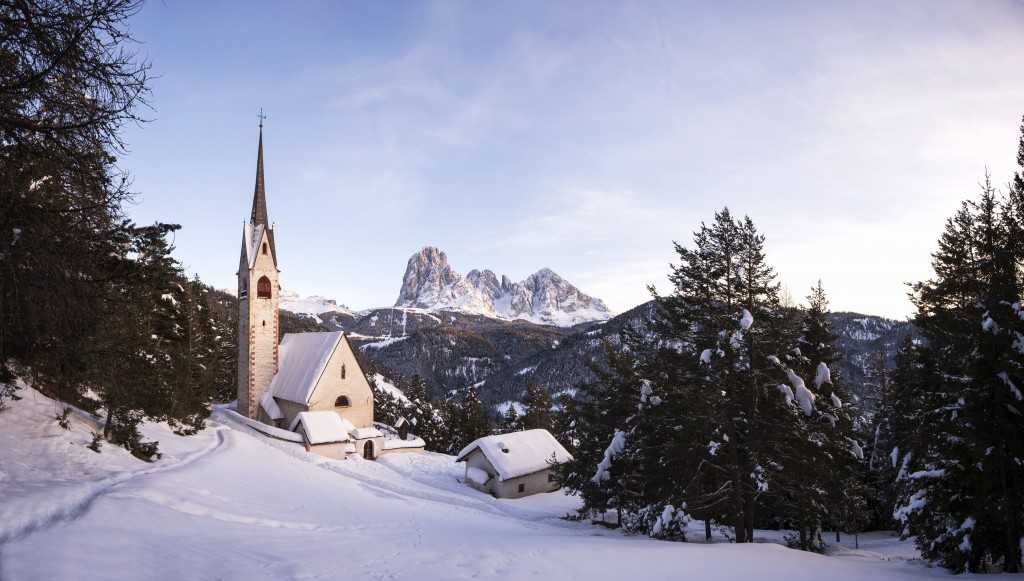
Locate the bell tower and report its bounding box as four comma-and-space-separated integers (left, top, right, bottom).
237, 113, 281, 419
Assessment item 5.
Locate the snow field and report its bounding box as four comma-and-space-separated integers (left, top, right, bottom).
0, 387, 995, 580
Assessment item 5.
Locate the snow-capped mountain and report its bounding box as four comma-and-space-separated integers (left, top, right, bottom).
394, 247, 612, 327
280, 290, 349, 318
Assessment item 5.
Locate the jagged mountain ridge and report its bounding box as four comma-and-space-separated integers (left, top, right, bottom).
395, 247, 611, 327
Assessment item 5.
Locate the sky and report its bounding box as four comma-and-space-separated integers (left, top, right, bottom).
120, 0, 1024, 319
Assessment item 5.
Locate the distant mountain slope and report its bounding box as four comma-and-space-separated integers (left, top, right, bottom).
295, 296, 913, 413
395, 247, 611, 327
828, 311, 915, 406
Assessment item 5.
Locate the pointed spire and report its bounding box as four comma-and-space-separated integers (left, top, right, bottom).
250, 111, 269, 225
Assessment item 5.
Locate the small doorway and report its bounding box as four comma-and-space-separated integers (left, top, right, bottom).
363, 440, 374, 460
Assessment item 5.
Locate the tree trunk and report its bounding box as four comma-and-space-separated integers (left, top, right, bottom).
743, 490, 755, 543
705, 519, 712, 542
732, 475, 746, 543
103, 407, 115, 440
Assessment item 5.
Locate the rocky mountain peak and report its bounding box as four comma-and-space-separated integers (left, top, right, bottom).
396, 247, 460, 307
394, 247, 611, 326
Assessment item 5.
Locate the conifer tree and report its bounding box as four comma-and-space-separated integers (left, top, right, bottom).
776, 281, 863, 550
521, 382, 553, 431
450, 386, 489, 452
495, 405, 523, 434
562, 344, 644, 525
651, 209, 798, 542
1, 0, 150, 392
896, 170, 1024, 573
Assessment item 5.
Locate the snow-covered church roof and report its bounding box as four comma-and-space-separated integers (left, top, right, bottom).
455, 429, 573, 481
269, 331, 344, 404
242, 222, 267, 269
290, 411, 355, 445
259, 390, 283, 420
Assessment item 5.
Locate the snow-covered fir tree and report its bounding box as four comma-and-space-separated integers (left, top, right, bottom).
894, 161, 1024, 572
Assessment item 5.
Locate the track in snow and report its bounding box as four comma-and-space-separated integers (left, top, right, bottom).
0, 427, 226, 545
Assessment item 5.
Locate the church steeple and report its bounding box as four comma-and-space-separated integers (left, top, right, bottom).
237, 110, 280, 420
250, 113, 269, 226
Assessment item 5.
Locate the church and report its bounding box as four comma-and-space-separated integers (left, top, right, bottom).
235, 121, 423, 460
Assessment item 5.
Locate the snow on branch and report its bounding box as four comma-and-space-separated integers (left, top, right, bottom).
639, 380, 662, 407
739, 308, 754, 331
776, 384, 795, 406
847, 437, 864, 460
813, 362, 832, 389
829, 392, 842, 408
908, 468, 946, 480
786, 369, 815, 416
981, 312, 1000, 334
699, 349, 713, 365
997, 372, 1023, 401
894, 490, 927, 523
592, 430, 627, 484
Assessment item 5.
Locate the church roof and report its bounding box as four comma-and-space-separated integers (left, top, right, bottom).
246, 125, 277, 262
251, 126, 269, 226
290, 411, 355, 445
455, 429, 573, 481
269, 332, 345, 405
242, 222, 266, 268
259, 390, 283, 421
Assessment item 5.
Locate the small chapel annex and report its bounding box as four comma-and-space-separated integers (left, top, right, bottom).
235, 121, 422, 459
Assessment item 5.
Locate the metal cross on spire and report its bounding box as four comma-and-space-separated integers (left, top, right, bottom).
258, 108, 267, 129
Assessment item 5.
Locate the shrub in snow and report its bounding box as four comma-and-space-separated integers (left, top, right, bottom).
0, 373, 20, 410
55, 407, 71, 430
784, 530, 826, 554
87, 432, 103, 453
646, 503, 691, 541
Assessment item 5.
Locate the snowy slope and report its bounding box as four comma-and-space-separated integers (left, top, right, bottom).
279, 289, 349, 318
0, 388, 974, 581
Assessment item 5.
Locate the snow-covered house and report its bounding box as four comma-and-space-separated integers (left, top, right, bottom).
235, 122, 421, 460
455, 429, 573, 498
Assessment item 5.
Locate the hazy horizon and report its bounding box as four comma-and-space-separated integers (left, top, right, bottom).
119, 1, 1024, 319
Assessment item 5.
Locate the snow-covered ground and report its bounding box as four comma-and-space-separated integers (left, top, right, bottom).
0, 387, 991, 580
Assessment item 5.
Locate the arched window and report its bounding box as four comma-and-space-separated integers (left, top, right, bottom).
335, 395, 350, 408
257, 276, 272, 298
262, 242, 268, 255
341, 364, 346, 379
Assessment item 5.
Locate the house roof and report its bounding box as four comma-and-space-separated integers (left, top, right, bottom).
290, 411, 355, 445
455, 429, 573, 481
269, 331, 344, 405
